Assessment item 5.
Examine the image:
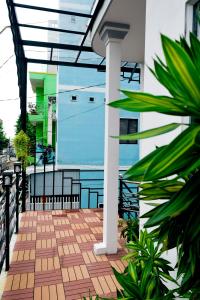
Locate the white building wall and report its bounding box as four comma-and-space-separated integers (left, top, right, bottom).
140, 0, 190, 277
141, 0, 188, 157
140, 0, 189, 217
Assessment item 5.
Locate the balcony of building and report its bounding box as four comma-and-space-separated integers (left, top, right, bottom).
0, 164, 139, 300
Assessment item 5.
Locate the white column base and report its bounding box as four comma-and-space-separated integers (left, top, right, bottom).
93, 242, 118, 255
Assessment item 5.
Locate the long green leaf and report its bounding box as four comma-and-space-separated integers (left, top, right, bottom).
139, 187, 172, 197
184, 201, 200, 242
115, 123, 181, 141
109, 92, 190, 116
143, 125, 200, 180
124, 146, 165, 181
161, 35, 200, 108
128, 263, 138, 284
112, 268, 143, 299
190, 33, 200, 73
144, 171, 200, 227
139, 179, 184, 190
153, 60, 185, 99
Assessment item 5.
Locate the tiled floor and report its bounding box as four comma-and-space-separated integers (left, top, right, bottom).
2, 209, 127, 300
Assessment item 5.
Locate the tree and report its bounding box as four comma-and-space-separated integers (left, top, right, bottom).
0, 119, 8, 151
15, 114, 35, 152
14, 130, 30, 170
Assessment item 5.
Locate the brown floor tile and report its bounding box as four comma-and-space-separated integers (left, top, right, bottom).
59, 253, 85, 268
2, 288, 34, 300
35, 270, 62, 287
87, 261, 113, 277
3, 209, 127, 300
9, 261, 35, 274
64, 278, 95, 299
14, 240, 36, 251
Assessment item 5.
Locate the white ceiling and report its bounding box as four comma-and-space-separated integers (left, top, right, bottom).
91, 0, 146, 63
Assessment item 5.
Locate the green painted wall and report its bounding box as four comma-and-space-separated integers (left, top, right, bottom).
29, 72, 56, 148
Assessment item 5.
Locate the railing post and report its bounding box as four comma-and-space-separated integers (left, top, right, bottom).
2, 170, 13, 271
21, 170, 26, 212
14, 162, 22, 234
52, 157, 55, 210
119, 175, 123, 219
15, 174, 19, 234
5, 186, 10, 271
43, 151, 46, 211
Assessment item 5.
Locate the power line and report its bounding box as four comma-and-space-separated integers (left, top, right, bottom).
58, 103, 104, 123
0, 82, 106, 102
0, 54, 14, 69
0, 50, 102, 71
0, 77, 130, 102
31, 103, 104, 133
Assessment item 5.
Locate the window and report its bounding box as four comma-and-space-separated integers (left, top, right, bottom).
71, 16, 76, 24
193, 1, 200, 37
120, 119, 138, 144
89, 97, 94, 102
71, 95, 77, 102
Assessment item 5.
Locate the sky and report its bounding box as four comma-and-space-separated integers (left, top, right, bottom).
0, 0, 58, 138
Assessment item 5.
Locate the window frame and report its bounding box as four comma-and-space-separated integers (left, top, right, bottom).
71, 95, 77, 102
89, 97, 94, 102
119, 118, 138, 145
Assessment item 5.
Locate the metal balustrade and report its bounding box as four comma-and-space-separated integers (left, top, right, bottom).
0, 176, 22, 273
27, 161, 139, 217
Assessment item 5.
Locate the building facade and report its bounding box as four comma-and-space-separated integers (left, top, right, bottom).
56, 0, 140, 168
89, 0, 200, 256
29, 72, 57, 148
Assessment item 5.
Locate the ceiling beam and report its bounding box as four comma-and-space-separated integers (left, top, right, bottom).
13, 3, 92, 18
74, 0, 105, 63
22, 40, 93, 52
27, 58, 140, 74
19, 23, 85, 36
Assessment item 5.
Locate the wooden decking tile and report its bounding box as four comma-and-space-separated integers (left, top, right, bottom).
4, 275, 14, 292
3, 209, 127, 300
49, 284, 58, 300
14, 240, 36, 251
64, 278, 95, 299
59, 253, 85, 268
9, 261, 35, 274
35, 270, 62, 287
35, 256, 60, 272
87, 261, 113, 277
36, 247, 58, 258
2, 288, 34, 300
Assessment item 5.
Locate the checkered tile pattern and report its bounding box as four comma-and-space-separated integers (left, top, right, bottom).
2, 209, 127, 300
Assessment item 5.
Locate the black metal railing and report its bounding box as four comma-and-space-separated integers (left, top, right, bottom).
28, 162, 139, 218
0, 176, 22, 273
119, 176, 139, 219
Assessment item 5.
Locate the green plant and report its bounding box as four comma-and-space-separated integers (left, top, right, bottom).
15, 113, 35, 152
118, 218, 125, 228
83, 295, 100, 300
110, 33, 200, 297
0, 119, 8, 151
120, 218, 139, 242
107, 230, 177, 299
14, 130, 30, 170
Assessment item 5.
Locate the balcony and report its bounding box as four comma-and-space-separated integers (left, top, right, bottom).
2, 209, 128, 300
0, 167, 139, 300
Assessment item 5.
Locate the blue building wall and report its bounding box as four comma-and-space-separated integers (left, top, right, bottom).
56, 0, 140, 167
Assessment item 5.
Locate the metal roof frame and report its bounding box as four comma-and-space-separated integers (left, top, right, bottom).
6, 0, 140, 212
6, 0, 141, 129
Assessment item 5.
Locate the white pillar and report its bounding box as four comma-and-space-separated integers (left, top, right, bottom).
94, 23, 129, 255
